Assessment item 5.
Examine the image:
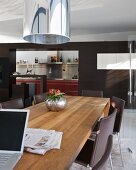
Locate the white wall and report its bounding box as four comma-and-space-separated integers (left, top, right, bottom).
16, 51, 78, 64
59, 51, 78, 63
16, 51, 48, 64
1, 31, 136, 43
71, 31, 136, 42
16, 51, 48, 75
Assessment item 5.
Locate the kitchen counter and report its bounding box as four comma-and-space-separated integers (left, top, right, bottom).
47, 78, 78, 81
11, 74, 45, 78
16, 77, 78, 81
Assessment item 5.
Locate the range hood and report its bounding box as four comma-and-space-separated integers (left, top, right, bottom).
23, 0, 70, 45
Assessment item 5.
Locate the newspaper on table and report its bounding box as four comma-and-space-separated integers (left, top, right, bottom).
24, 128, 63, 155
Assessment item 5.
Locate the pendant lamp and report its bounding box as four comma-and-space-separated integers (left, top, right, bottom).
23, 0, 70, 44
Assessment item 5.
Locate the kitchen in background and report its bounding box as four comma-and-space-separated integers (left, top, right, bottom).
16, 50, 79, 96
46, 51, 78, 80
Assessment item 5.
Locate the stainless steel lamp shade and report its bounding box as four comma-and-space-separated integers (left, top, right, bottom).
23, 0, 70, 44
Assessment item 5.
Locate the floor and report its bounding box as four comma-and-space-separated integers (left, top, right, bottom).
70, 109, 136, 170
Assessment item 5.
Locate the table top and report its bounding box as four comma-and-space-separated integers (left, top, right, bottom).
14, 96, 110, 170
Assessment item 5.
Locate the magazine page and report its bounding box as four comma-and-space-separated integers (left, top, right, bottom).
24, 128, 63, 155
25, 128, 56, 149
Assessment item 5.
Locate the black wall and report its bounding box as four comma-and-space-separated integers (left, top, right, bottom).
0, 42, 129, 102
0, 48, 16, 101
78, 42, 129, 101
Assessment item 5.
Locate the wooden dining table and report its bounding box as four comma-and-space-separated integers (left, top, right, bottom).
14, 96, 110, 170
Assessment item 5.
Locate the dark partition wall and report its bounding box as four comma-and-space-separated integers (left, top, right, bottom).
0, 42, 129, 103
78, 42, 129, 102
0, 48, 16, 101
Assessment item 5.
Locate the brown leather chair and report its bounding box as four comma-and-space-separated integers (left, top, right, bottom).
1, 98, 24, 109
92, 135, 113, 170
75, 109, 116, 169
82, 90, 103, 97
33, 93, 47, 105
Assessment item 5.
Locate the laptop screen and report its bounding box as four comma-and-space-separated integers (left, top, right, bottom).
0, 110, 28, 151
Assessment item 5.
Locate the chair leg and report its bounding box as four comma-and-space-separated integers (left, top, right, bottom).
117, 133, 124, 167
109, 154, 113, 170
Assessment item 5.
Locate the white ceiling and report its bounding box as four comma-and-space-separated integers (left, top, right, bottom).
0, 0, 136, 42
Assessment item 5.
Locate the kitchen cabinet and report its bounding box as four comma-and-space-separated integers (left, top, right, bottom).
16, 78, 78, 96
97, 53, 136, 70
47, 80, 78, 96
47, 80, 65, 92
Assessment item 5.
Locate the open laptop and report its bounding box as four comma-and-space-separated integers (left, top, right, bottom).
0, 109, 29, 170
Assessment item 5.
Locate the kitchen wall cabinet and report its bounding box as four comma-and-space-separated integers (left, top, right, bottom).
97, 53, 136, 70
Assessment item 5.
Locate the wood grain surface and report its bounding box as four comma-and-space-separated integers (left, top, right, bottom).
14, 96, 110, 170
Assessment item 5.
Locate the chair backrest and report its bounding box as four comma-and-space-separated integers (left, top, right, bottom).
0, 103, 2, 109
109, 96, 125, 133
24, 97, 33, 108
82, 90, 103, 97
28, 83, 36, 97
1, 98, 24, 109
92, 135, 113, 170
33, 93, 47, 105
90, 109, 116, 167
